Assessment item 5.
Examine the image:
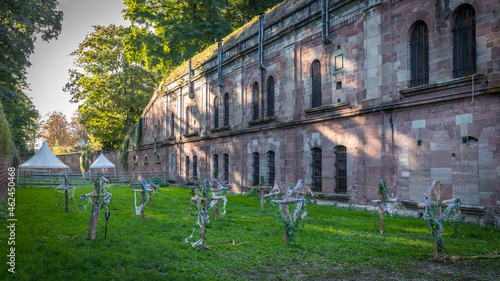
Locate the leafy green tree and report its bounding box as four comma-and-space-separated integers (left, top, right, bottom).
64, 25, 157, 150
222, 0, 284, 29
0, 0, 61, 153
123, 0, 233, 74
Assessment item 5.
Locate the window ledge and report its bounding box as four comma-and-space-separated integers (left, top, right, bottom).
248, 116, 276, 126
304, 102, 350, 115
400, 74, 484, 96
211, 125, 230, 133
183, 131, 199, 138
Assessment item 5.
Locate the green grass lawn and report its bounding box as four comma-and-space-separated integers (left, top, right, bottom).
0, 186, 499, 280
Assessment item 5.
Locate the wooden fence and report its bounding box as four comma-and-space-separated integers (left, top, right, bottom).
17, 170, 168, 188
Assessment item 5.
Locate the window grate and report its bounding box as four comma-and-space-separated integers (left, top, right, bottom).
311, 61, 321, 108
311, 148, 322, 192
267, 151, 275, 186
252, 152, 260, 186
335, 146, 347, 193
453, 5, 476, 78
223, 154, 229, 182
410, 22, 429, 87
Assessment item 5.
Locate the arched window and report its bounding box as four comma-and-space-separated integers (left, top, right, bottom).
223, 154, 229, 182
311, 147, 322, 192
252, 82, 259, 120
185, 156, 190, 180
252, 152, 260, 186
266, 151, 275, 185
334, 145, 347, 193
453, 5, 476, 78
223, 93, 229, 127
266, 77, 275, 117
311, 60, 321, 108
214, 97, 219, 128
213, 154, 219, 179
185, 107, 190, 134
193, 155, 198, 178
170, 112, 175, 137
410, 21, 429, 87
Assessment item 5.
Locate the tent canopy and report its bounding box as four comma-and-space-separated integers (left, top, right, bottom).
90, 153, 115, 169
18, 140, 69, 169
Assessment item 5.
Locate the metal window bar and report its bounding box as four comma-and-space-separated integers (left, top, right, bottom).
224, 93, 229, 127
410, 22, 429, 87
185, 156, 190, 180
252, 83, 259, 120
186, 107, 190, 134
252, 152, 260, 186
267, 77, 275, 117
193, 156, 198, 177
311, 148, 322, 192
170, 113, 175, 137
453, 6, 476, 78
335, 146, 347, 193
223, 154, 229, 182
214, 97, 219, 128
267, 151, 275, 186
213, 155, 219, 179
311, 61, 321, 108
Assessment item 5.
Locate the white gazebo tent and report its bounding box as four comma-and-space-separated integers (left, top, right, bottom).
19, 140, 70, 170
89, 153, 116, 180
18, 140, 70, 186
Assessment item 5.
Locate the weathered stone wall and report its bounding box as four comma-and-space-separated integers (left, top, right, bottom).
132, 0, 500, 224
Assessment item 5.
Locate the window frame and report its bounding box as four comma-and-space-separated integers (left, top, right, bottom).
311, 60, 321, 108
453, 5, 476, 78
410, 21, 429, 87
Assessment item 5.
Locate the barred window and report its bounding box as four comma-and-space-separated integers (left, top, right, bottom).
311, 60, 321, 108
266, 77, 275, 117
193, 155, 198, 178
311, 148, 322, 192
214, 97, 219, 128
453, 5, 476, 78
213, 154, 219, 179
410, 22, 429, 87
267, 151, 275, 186
186, 107, 190, 134
170, 113, 175, 137
185, 156, 190, 180
335, 145, 347, 193
223, 154, 229, 182
252, 152, 259, 186
252, 82, 259, 120
223, 93, 229, 127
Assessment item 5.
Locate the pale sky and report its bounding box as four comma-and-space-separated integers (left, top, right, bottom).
26, 0, 128, 120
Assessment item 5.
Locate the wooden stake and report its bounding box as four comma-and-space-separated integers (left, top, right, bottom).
65, 189, 69, 213
378, 203, 384, 235
260, 189, 265, 211
283, 186, 290, 245
89, 180, 100, 240
434, 181, 442, 259
141, 192, 146, 220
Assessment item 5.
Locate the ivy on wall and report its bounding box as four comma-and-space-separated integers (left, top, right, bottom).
119, 136, 129, 170
135, 117, 142, 149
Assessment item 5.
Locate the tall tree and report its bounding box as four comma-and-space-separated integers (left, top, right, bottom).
123, 0, 233, 74
40, 111, 72, 148
222, 0, 284, 29
0, 0, 62, 153
64, 25, 157, 150
69, 110, 89, 145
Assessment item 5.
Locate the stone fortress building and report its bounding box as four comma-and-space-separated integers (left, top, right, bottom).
129, 0, 500, 224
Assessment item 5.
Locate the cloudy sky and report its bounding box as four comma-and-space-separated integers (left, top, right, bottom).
26, 0, 128, 119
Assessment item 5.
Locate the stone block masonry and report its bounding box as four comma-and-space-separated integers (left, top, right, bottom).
128, 0, 500, 225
